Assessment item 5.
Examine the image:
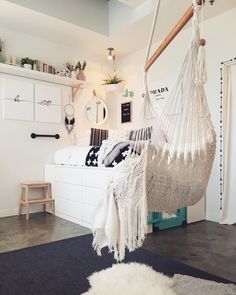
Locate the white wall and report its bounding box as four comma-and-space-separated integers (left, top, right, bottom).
116, 7, 236, 222
0, 25, 113, 217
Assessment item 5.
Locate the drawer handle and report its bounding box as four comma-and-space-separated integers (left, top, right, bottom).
14, 95, 22, 102
39, 99, 52, 106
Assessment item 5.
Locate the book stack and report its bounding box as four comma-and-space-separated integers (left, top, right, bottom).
35, 60, 56, 74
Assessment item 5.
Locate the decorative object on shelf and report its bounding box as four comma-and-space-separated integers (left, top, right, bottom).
123, 88, 134, 98
121, 101, 131, 123
21, 57, 34, 70
56, 68, 70, 77
33, 60, 38, 71
0, 38, 4, 63
64, 99, 75, 134
75, 61, 87, 81
85, 90, 108, 125
102, 74, 124, 92
65, 62, 75, 78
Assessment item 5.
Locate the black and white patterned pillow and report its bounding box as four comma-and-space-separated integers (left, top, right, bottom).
129, 126, 152, 141
85, 146, 100, 167
108, 145, 130, 167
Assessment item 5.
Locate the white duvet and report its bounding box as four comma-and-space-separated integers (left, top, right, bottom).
54, 146, 91, 166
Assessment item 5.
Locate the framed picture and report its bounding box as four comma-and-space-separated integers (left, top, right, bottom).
121, 102, 131, 123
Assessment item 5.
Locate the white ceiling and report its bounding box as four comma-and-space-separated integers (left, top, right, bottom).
0, 0, 236, 60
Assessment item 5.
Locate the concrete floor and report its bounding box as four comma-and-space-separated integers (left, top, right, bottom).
0, 213, 235, 282
143, 221, 236, 283
0, 213, 90, 253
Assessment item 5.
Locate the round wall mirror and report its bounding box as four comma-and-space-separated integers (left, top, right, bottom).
85, 95, 108, 125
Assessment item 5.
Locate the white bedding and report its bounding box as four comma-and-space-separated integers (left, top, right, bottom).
54, 146, 91, 166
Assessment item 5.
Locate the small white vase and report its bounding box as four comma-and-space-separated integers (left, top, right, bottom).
106, 83, 121, 92
23, 63, 32, 70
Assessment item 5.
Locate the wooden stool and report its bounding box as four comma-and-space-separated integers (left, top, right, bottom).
19, 182, 55, 220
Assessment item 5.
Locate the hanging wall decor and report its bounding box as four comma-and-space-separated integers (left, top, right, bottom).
64, 102, 75, 134
121, 101, 131, 123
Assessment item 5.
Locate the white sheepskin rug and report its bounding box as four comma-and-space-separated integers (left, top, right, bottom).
81, 263, 176, 295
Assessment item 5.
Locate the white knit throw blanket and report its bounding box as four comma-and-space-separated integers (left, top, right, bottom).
93, 145, 148, 261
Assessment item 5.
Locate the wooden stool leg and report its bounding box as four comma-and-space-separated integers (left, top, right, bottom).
48, 184, 54, 215
25, 186, 29, 220
43, 187, 47, 212
26, 204, 30, 221
52, 200, 55, 216
19, 187, 24, 216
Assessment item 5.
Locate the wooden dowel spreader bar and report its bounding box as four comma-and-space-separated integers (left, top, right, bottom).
144, 0, 205, 72
31, 133, 60, 139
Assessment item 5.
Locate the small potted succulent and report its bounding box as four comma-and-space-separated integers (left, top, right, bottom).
21, 57, 34, 70
102, 74, 124, 92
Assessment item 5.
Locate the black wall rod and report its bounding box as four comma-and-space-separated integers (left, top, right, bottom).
31, 133, 60, 139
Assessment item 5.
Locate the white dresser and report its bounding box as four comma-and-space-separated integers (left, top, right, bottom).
45, 164, 112, 229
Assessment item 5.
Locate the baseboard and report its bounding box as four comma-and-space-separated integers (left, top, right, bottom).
0, 208, 18, 218
0, 207, 43, 218
206, 212, 220, 223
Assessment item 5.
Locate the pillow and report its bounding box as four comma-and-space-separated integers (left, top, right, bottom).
85, 146, 100, 167
90, 128, 108, 146
54, 146, 91, 166
103, 142, 130, 166
108, 129, 130, 141
129, 127, 152, 141
107, 145, 130, 167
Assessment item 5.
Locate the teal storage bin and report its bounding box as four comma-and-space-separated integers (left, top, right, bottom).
148, 208, 186, 230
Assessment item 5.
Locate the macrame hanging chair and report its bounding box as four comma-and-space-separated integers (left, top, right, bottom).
93, 0, 216, 261
128, 0, 216, 214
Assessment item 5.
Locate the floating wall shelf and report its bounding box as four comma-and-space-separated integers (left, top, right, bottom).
0, 63, 87, 101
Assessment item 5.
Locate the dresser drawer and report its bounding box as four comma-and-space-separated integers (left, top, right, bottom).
55, 167, 83, 185
83, 187, 103, 206
54, 182, 83, 203
82, 168, 111, 188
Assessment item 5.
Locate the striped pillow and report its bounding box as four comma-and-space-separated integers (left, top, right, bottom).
129, 127, 152, 141
90, 128, 108, 146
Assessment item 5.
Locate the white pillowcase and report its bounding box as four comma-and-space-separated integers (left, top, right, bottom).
54, 146, 91, 166
108, 129, 130, 141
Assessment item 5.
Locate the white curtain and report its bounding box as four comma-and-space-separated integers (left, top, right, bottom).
220, 62, 236, 224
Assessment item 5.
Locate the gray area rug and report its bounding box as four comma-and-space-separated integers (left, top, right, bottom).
173, 274, 236, 295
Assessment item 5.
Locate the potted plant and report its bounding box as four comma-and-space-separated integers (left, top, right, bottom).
75, 61, 87, 81
102, 74, 124, 92
21, 57, 34, 70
